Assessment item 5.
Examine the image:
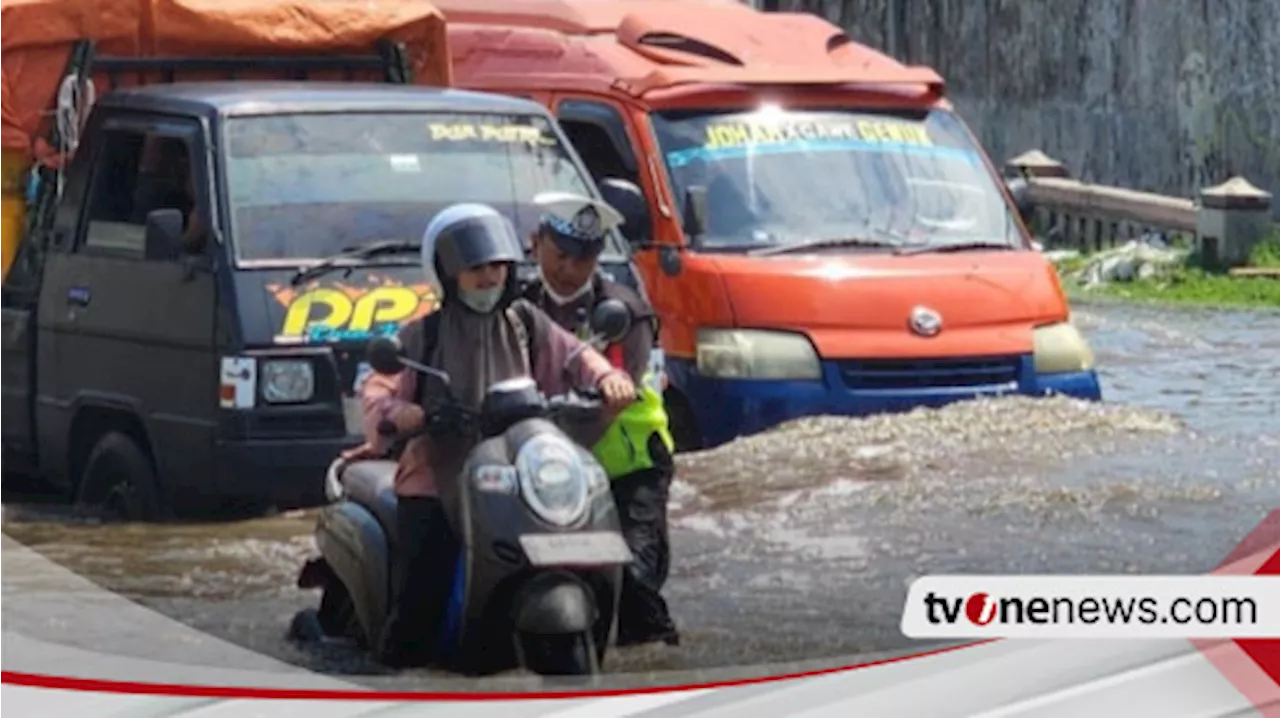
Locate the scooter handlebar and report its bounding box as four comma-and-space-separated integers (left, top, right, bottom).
374, 389, 605, 442
546, 389, 605, 422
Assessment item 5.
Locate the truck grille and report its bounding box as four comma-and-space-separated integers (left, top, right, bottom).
837, 356, 1021, 390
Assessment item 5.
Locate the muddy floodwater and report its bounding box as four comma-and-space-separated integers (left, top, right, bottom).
5, 298, 1278, 686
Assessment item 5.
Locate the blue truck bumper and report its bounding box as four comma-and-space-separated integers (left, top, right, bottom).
666, 355, 1102, 449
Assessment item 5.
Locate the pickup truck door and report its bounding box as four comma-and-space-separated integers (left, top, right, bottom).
38, 113, 218, 487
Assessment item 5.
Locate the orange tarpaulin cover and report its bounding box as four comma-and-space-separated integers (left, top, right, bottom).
1, 0, 453, 156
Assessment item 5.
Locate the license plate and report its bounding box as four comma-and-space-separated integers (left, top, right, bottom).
519, 532, 633, 567
342, 397, 365, 437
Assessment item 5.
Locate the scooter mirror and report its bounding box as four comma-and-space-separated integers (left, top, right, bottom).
590, 298, 632, 345
366, 336, 405, 376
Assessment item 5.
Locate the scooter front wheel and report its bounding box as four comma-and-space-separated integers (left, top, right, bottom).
318, 580, 365, 646
514, 630, 600, 677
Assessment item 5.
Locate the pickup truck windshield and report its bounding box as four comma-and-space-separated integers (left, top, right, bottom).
224, 111, 617, 262
650, 108, 1019, 251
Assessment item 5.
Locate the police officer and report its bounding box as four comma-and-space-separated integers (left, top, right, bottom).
523, 191, 680, 647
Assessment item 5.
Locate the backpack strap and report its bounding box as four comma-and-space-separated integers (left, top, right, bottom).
509, 299, 542, 373
413, 310, 443, 407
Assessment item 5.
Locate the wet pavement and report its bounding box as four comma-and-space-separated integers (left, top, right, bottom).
4, 298, 1278, 685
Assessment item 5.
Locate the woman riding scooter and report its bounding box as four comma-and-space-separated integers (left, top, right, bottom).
344, 202, 637, 668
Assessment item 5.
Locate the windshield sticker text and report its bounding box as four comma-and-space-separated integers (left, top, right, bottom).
704, 118, 933, 150
267, 277, 439, 345
665, 116, 978, 169
428, 122, 545, 144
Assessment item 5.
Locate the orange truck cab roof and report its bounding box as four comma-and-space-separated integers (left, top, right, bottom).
438, 0, 946, 104
444, 0, 1103, 449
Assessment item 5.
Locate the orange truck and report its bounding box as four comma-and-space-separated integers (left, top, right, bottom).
434, 0, 1102, 450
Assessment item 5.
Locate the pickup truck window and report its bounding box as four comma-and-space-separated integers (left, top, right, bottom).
556, 100, 641, 188
223, 111, 618, 262
82, 128, 203, 259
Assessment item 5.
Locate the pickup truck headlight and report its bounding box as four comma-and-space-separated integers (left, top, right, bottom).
260, 359, 315, 403
696, 328, 822, 380
1032, 321, 1095, 374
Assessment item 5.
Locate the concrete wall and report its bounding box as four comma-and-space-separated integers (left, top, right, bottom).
779, 0, 1280, 216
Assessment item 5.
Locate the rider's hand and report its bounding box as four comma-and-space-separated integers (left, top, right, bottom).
598, 372, 637, 409
391, 405, 425, 433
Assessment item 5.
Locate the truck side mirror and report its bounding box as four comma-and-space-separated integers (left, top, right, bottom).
1005, 177, 1034, 224
683, 185, 709, 245
598, 177, 651, 248
144, 208, 185, 261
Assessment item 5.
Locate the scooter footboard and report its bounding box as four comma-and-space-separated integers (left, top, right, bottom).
316, 503, 391, 647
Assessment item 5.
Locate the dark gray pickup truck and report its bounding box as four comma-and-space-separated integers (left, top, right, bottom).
1, 40, 646, 521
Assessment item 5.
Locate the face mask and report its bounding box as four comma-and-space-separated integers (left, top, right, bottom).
459, 285, 505, 314
538, 265, 592, 306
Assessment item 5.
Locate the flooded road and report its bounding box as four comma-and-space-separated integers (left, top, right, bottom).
5, 298, 1278, 686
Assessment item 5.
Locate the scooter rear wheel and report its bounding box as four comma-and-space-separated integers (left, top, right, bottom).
515, 630, 600, 677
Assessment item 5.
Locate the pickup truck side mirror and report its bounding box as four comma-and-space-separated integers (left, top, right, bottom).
144, 208, 185, 261
1005, 177, 1035, 224
597, 177, 651, 249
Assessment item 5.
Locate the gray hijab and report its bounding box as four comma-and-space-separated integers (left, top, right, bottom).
429, 301, 530, 411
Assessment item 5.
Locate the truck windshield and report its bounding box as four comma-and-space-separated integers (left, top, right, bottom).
649, 108, 1019, 251
224, 111, 619, 262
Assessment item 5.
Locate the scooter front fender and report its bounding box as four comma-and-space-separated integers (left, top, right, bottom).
510, 572, 596, 635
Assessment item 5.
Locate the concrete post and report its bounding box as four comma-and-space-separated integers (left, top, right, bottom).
1196, 177, 1273, 268
1005, 149, 1070, 179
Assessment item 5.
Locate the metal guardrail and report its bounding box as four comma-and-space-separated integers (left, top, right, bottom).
1005, 150, 1275, 269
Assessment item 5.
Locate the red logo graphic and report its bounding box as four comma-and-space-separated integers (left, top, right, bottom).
965, 592, 997, 625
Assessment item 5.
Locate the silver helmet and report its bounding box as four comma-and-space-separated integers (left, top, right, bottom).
420, 203, 524, 300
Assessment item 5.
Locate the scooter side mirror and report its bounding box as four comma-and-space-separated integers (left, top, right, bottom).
590, 298, 632, 345
366, 336, 405, 376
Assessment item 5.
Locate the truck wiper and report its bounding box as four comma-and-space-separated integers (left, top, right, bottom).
290, 240, 421, 286
893, 241, 1018, 256
748, 236, 903, 257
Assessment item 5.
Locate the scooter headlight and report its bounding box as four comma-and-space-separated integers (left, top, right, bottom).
515, 434, 590, 527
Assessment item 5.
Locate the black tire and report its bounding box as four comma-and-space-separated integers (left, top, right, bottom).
515, 630, 600, 677
318, 580, 365, 646
74, 432, 164, 522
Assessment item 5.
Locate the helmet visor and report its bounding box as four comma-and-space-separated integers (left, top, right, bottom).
432, 214, 525, 279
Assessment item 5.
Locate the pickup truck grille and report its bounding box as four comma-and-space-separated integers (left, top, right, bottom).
836, 356, 1021, 390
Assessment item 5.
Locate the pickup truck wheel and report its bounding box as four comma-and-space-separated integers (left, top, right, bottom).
75, 432, 164, 522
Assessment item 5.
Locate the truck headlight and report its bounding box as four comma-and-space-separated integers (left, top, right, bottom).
1033, 322, 1095, 374
696, 328, 822, 380
515, 435, 589, 527
261, 359, 315, 403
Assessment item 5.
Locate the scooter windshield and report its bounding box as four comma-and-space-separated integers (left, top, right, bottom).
650, 107, 1020, 252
